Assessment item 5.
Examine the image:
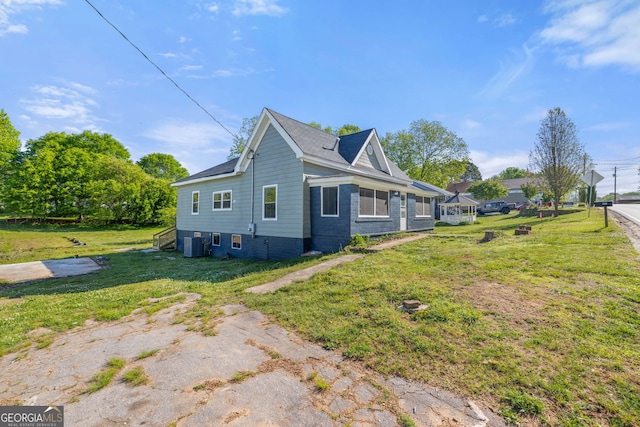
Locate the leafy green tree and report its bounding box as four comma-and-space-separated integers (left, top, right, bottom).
337, 124, 361, 136
468, 180, 508, 202
0, 109, 21, 163
26, 130, 130, 160
310, 122, 362, 136
309, 121, 333, 134
494, 167, 527, 180
0, 109, 22, 212
382, 119, 469, 188
520, 182, 538, 201
529, 108, 587, 216
460, 161, 482, 182
137, 153, 188, 181
228, 116, 259, 160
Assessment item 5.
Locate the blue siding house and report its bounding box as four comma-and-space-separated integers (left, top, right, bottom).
172, 108, 438, 260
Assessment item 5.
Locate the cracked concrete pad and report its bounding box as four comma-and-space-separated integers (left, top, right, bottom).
184, 370, 333, 426
0, 293, 506, 426
0, 257, 101, 283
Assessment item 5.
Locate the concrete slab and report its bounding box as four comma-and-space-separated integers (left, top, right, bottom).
0, 257, 102, 283
0, 298, 506, 426
245, 254, 365, 294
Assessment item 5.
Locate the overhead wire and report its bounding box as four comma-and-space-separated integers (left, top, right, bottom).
83, 0, 238, 139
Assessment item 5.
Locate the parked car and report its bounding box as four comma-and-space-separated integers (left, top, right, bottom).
478, 201, 511, 215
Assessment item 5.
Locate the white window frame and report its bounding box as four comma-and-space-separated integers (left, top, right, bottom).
415, 196, 432, 217
191, 191, 200, 215
212, 233, 221, 247
212, 190, 232, 211
262, 184, 277, 221
321, 186, 339, 217
231, 234, 242, 250
358, 187, 389, 217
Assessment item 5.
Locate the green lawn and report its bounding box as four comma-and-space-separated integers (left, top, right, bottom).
1, 211, 639, 426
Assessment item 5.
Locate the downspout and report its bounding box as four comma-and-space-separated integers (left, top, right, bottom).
249, 150, 256, 238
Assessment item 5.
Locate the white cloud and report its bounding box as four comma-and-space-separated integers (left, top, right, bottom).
178, 36, 190, 43
462, 119, 482, 129
179, 64, 204, 72
143, 120, 233, 173
539, 0, 640, 71
495, 13, 517, 27
478, 15, 488, 23
206, 3, 220, 13
232, 0, 288, 17
0, 0, 62, 37
20, 82, 101, 128
480, 44, 535, 98
471, 149, 530, 179
143, 121, 230, 148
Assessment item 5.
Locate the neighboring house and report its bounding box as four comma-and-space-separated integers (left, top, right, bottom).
445, 181, 474, 196
171, 108, 439, 260
498, 178, 536, 206
446, 178, 536, 206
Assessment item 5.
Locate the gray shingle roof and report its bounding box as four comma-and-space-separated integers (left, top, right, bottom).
267, 109, 410, 183
176, 108, 414, 186
412, 181, 454, 197
336, 130, 372, 164
174, 157, 238, 184
443, 193, 478, 205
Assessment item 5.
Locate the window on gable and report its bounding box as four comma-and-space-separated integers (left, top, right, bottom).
263, 185, 277, 220
191, 191, 199, 215
416, 196, 432, 217
359, 187, 389, 217
322, 186, 339, 217
213, 190, 232, 211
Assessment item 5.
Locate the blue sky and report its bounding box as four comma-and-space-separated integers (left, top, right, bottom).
1, 0, 639, 195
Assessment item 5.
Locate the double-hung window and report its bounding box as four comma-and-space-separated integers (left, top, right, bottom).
359, 187, 389, 217
213, 190, 232, 211
321, 186, 339, 217
415, 196, 431, 217
191, 191, 199, 215
263, 185, 277, 220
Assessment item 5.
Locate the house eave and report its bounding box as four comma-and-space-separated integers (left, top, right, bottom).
307, 174, 438, 197
171, 170, 242, 187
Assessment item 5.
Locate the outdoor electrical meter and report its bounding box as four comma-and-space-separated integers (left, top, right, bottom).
248, 223, 255, 234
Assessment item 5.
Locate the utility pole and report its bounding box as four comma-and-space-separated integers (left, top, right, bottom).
613, 166, 617, 204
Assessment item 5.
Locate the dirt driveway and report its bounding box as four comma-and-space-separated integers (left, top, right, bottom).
0, 293, 504, 426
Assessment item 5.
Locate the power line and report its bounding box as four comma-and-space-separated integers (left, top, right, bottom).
83, 0, 237, 139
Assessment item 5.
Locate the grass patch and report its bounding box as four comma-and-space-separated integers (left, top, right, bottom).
230, 370, 258, 383
122, 366, 148, 386
85, 357, 126, 393
136, 349, 159, 360
245, 211, 640, 424
1, 212, 639, 424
